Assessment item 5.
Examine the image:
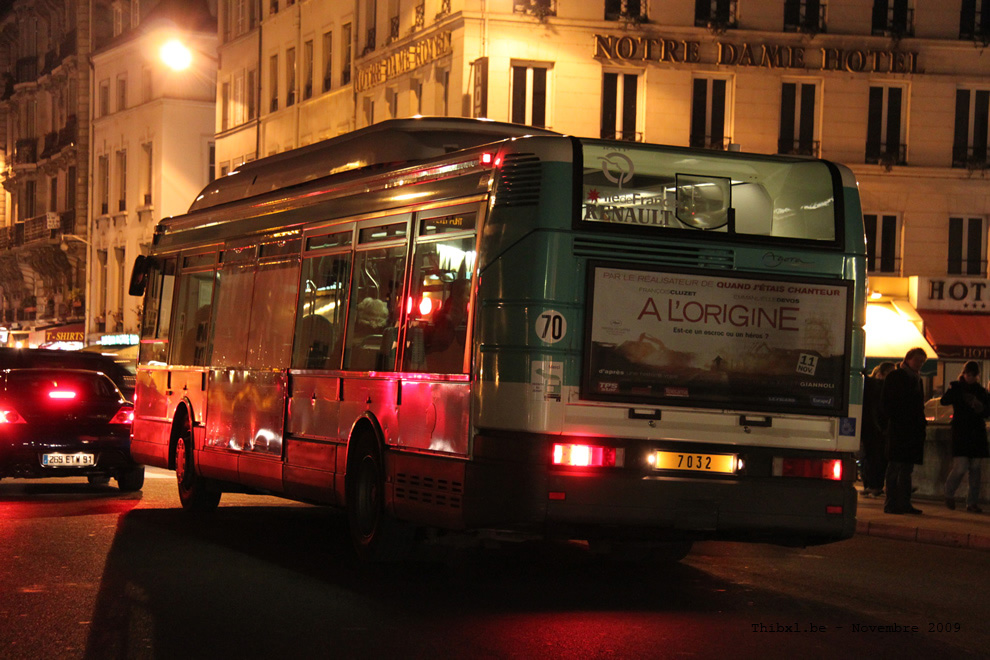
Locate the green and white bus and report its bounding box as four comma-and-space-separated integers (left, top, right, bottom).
130, 117, 866, 560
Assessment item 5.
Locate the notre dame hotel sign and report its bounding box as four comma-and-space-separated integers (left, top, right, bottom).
593, 34, 921, 74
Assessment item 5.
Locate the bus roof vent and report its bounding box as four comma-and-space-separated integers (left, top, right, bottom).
493, 153, 542, 208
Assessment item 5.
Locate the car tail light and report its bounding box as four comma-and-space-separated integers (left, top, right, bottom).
109, 405, 135, 425
0, 405, 26, 424
48, 389, 77, 400
776, 457, 843, 481
552, 443, 616, 468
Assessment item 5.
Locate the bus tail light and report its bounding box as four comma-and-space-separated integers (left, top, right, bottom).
552, 443, 616, 468
775, 457, 843, 481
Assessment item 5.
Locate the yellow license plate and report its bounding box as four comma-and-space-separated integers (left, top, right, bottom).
655, 451, 736, 474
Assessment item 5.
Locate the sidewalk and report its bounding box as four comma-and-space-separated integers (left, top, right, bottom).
855, 487, 990, 552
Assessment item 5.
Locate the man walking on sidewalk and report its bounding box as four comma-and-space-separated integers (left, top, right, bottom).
881, 347, 928, 515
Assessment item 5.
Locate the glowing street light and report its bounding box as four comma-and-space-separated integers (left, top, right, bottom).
160, 39, 193, 71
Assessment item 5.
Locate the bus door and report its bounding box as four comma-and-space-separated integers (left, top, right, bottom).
165, 250, 218, 448
284, 229, 353, 503
392, 208, 478, 526
131, 256, 176, 465
204, 239, 300, 491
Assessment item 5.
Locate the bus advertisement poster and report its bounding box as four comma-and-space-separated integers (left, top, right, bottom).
583, 264, 850, 414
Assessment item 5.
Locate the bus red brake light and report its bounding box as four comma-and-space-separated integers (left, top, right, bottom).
480, 152, 494, 165
778, 457, 843, 481
552, 443, 615, 468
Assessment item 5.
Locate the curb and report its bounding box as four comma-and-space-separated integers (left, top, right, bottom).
855, 519, 990, 552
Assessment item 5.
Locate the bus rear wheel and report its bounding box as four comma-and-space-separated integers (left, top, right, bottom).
175, 429, 221, 511
347, 437, 412, 561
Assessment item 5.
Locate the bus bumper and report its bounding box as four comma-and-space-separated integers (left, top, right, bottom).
462, 433, 858, 547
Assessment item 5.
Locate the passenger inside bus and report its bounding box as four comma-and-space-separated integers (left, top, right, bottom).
425, 277, 470, 373
344, 297, 389, 370
298, 313, 335, 368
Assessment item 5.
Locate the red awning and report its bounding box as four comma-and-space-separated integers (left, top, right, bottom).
919, 312, 990, 360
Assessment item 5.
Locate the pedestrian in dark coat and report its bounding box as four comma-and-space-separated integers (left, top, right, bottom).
881, 347, 928, 514
861, 361, 896, 496
940, 360, 989, 513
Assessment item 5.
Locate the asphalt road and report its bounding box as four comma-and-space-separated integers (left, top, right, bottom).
1, 468, 987, 659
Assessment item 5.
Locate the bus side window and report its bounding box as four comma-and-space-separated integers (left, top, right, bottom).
402, 235, 476, 374
247, 259, 300, 368
292, 253, 351, 369
343, 245, 406, 371
169, 269, 216, 366
139, 257, 176, 364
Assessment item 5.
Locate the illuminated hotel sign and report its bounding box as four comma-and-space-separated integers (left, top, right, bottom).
356, 31, 453, 92
593, 34, 921, 74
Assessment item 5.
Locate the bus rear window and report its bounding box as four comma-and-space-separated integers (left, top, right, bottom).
579, 141, 838, 242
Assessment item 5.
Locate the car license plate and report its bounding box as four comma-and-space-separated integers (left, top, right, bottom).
655, 451, 735, 474
42, 453, 95, 467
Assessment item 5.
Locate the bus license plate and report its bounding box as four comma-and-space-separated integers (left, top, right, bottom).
655, 451, 735, 474
42, 453, 95, 467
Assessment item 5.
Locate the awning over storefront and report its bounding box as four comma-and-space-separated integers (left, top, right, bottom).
918, 311, 990, 360
865, 303, 937, 359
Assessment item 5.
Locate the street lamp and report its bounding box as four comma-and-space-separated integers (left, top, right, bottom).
160, 38, 194, 71
60, 234, 91, 252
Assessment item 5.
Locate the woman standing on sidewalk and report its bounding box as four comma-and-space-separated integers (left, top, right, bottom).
939, 360, 989, 513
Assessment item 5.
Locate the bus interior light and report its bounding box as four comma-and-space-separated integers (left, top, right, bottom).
552, 443, 616, 468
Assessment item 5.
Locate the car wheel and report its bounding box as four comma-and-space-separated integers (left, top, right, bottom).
87, 475, 111, 486
175, 429, 221, 511
116, 466, 145, 492
346, 436, 412, 561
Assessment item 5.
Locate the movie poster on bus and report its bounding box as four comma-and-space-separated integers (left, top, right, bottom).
583, 264, 851, 414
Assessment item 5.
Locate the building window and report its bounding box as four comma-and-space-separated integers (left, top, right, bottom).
601, 71, 639, 141
439, 68, 450, 115
98, 155, 110, 215
412, 78, 423, 114
233, 74, 245, 125
948, 216, 988, 276
286, 47, 296, 107
49, 175, 58, 213
695, 0, 737, 30
514, 0, 556, 17
269, 53, 279, 112
866, 85, 906, 166
690, 77, 730, 150
116, 149, 127, 212
322, 31, 333, 92
778, 80, 820, 157
960, 0, 990, 41
872, 0, 913, 37
22, 181, 36, 219
303, 40, 313, 100
221, 81, 230, 131
342, 23, 352, 85
209, 143, 216, 183
116, 75, 127, 111
99, 80, 110, 117
415, 2, 425, 29
511, 63, 550, 128
605, 0, 645, 21
865, 213, 901, 274
247, 68, 257, 120
952, 88, 990, 168
386, 86, 397, 118
783, 0, 826, 33
142, 142, 153, 206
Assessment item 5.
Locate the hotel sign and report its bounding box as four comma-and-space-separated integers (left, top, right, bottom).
593, 34, 921, 74
915, 276, 990, 312
356, 31, 453, 92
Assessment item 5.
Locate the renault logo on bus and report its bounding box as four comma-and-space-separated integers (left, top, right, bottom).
599, 153, 635, 189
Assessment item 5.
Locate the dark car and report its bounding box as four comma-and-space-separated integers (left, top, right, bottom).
0, 368, 144, 491
0, 347, 134, 401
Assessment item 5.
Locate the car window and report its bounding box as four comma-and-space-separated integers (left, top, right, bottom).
4, 370, 121, 402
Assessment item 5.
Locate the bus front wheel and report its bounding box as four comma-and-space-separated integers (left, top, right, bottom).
175, 427, 221, 512
346, 437, 412, 561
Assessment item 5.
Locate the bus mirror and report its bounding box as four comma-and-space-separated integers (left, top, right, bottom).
675, 174, 731, 230
129, 255, 154, 296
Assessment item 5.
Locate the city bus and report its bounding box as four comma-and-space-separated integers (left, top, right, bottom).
129, 117, 866, 561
